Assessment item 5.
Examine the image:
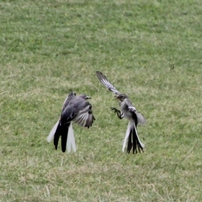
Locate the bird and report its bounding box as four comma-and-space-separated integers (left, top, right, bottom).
96, 71, 146, 154
47, 92, 95, 153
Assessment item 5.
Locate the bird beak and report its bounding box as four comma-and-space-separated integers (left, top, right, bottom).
86, 96, 91, 99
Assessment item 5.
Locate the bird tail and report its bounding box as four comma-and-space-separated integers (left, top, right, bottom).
47, 121, 76, 153
66, 122, 76, 152
47, 120, 59, 143
122, 122, 144, 154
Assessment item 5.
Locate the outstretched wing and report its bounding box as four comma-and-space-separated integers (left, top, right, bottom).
96, 71, 121, 95
73, 104, 95, 128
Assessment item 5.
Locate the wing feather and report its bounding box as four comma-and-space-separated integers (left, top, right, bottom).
136, 112, 146, 125
74, 106, 95, 128
96, 71, 121, 95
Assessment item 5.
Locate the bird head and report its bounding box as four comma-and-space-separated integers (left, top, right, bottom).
68, 92, 76, 96
80, 94, 91, 100
115, 94, 128, 102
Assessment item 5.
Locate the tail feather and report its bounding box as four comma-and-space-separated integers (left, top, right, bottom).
133, 125, 144, 151
47, 120, 77, 153
47, 120, 59, 142
61, 123, 70, 152
54, 122, 70, 151
123, 122, 144, 154
122, 122, 131, 152
132, 127, 137, 154
127, 128, 133, 153
47, 119, 61, 150
54, 124, 62, 150
66, 122, 76, 152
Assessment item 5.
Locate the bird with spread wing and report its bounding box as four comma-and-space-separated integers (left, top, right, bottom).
47, 92, 95, 153
96, 71, 146, 153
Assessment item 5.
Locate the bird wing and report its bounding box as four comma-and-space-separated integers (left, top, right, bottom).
96, 71, 121, 95
61, 94, 95, 128
136, 112, 146, 125
128, 105, 146, 125
73, 104, 95, 128
128, 106, 136, 112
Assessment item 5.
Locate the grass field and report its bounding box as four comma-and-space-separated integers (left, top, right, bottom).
1, 0, 202, 201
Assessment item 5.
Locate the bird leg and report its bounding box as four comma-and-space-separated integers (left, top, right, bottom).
111, 107, 124, 119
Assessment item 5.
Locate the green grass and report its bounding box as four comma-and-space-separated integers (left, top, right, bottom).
1, 0, 202, 201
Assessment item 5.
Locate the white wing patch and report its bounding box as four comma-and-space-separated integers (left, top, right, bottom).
128, 106, 136, 112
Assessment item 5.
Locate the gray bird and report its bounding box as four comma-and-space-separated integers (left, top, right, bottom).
47, 92, 95, 153
96, 71, 146, 153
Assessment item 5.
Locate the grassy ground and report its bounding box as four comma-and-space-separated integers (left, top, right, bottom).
1, 0, 202, 201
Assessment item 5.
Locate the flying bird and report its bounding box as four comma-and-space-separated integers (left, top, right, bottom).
47, 92, 95, 153
96, 71, 146, 154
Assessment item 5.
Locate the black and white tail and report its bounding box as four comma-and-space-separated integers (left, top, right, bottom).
122, 122, 144, 153
47, 121, 76, 153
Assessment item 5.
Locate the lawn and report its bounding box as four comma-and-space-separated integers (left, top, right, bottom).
0, 0, 202, 201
